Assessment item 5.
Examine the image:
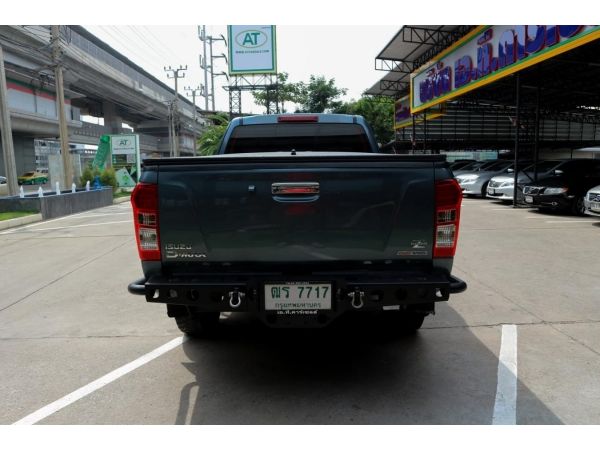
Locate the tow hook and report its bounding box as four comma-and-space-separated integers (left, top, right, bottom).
228, 290, 245, 309
348, 289, 365, 309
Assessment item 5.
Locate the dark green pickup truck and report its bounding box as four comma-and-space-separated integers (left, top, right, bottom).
128, 114, 466, 335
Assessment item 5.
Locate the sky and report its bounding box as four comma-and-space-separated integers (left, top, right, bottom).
84, 25, 399, 115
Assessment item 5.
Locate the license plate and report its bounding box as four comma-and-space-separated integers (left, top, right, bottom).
264, 282, 332, 310
525, 195, 533, 203
592, 203, 600, 211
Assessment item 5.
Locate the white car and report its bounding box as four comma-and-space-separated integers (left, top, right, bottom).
584, 185, 600, 216
486, 160, 563, 201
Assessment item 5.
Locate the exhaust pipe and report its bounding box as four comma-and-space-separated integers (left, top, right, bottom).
228, 290, 245, 309
349, 290, 365, 309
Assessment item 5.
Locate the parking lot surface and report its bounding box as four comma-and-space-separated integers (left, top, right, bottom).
1, 198, 600, 424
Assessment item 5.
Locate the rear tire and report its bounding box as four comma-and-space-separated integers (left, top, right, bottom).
174, 309, 220, 338
481, 181, 489, 198
571, 196, 586, 216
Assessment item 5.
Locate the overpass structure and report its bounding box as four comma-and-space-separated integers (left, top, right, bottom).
0, 25, 207, 180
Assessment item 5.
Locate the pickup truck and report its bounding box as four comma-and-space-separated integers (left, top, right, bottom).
128, 114, 467, 336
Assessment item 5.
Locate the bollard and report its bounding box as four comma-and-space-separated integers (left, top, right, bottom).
19, 186, 25, 198
55, 181, 60, 195
71, 183, 76, 193
85, 180, 90, 192
38, 186, 44, 197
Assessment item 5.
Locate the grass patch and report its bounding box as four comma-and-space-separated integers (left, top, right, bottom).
0, 211, 37, 221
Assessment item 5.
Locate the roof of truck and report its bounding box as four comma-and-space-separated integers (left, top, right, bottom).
231, 114, 364, 126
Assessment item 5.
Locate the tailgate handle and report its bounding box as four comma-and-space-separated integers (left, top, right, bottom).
272, 182, 319, 195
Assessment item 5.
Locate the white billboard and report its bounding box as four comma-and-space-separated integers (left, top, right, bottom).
228, 25, 277, 75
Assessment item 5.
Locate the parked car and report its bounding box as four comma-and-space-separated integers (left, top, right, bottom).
127, 114, 467, 335
486, 160, 564, 201
522, 160, 600, 215
584, 185, 600, 216
17, 171, 48, 185
452, 160, 499, 176
455, 160, 520, 197
0, 175, 6, 184
449, 159, 476, 171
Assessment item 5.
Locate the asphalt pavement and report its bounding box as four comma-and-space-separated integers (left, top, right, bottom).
1, 198, 600, 424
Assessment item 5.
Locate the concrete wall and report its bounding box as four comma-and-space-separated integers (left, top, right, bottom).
0, 188, 113, 219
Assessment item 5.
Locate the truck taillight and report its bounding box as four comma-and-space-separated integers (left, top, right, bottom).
434, 179, 462, 258
131, 183, 161, 261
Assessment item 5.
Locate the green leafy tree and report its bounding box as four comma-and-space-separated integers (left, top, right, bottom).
334, 96, 395, 146
296, 75, 348, 113
198, 113, 230, 156
252, 72, 302, 113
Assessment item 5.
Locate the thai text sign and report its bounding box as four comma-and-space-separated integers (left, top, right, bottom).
395, 95, 444, 129
228, 25, 277, 75
411, 25, 600, 113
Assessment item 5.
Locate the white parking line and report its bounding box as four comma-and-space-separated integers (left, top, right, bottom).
492, 324, 518, 425
545, 220, 595, 224
13, 336, 187, 425
8, 220, 132, 233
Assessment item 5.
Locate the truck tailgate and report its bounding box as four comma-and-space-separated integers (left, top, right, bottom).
155, 154, 439, 265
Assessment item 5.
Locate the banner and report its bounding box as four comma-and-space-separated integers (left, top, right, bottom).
92, 135, 111, 170
411, 25, 600, 113
395, 95, 444, 129
228, 25, 277, 75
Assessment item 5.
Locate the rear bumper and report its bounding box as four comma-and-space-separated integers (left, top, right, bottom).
128, 270, 466, 314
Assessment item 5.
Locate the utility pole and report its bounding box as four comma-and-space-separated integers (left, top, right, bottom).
164, 65, 187, 157
51, 25, 74, 189
208, 35, 227, 112
184, 85, 203, 121
199, 26, 210, 111
185, 85, 203, 153
199, 27, 227, 112
0, 45, 18, 196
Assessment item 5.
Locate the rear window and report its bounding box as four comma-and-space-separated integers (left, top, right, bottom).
224, 123, 372, 154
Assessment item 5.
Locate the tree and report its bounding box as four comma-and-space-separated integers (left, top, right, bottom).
197, 113, 229, 156
252, 72, 302, 113
334, 96, 395, 146
296, 75, 348, 113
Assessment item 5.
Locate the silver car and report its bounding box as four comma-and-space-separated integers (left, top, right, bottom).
486, 160, 563, 201
455, 160, 515, 197
452, 160, 499, 177
584, 185, 600, 216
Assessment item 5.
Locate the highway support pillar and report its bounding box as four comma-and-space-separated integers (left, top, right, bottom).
0, 45, 18, 196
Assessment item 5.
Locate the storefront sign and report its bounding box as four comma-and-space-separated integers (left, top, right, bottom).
411, 25, 600, 113
110, 134, 141, 187
395, 95, 444, 129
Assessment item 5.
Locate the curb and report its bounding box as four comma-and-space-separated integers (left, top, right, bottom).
113, 196, 131, 205
0, 213, 43, 231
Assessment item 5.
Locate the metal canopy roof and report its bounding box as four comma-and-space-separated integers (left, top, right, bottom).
366, 25, 476, 97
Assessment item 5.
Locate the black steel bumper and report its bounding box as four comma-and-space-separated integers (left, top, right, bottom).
128, 271, 466, 307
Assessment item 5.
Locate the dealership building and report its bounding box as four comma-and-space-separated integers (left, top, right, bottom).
367, 26, 600, 162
